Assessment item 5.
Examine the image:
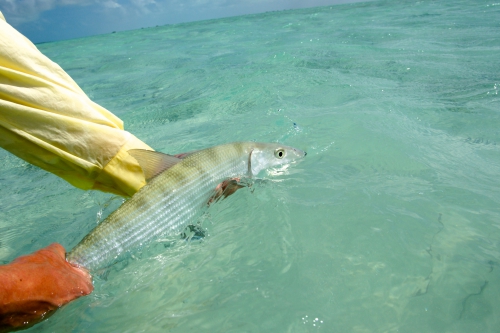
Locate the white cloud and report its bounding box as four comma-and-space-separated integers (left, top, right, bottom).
130, 0, 156, 6
128, 0, 157, 14
0, 0, 114, 25
0, 0, 165, 26
0, 0, 52, 25
102, 0, 122, 9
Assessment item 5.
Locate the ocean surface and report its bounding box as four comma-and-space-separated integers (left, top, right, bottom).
1, 0, 500, 331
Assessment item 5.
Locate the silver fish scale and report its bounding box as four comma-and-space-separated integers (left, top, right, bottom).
67, 143, 249, 271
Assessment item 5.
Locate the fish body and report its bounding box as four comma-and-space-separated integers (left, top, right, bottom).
67, 142, 305, 271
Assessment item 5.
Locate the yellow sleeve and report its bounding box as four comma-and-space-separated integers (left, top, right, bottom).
0, 13, 151, 197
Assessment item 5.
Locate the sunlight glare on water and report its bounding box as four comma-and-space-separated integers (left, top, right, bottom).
1, 0, 500, 332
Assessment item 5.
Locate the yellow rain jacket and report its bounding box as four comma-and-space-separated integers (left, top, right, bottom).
0, 12, 151, 197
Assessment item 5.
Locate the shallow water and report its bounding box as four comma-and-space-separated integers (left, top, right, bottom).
1, 0, 500, 331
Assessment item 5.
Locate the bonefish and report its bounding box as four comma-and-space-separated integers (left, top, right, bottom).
67, 142, 306, 271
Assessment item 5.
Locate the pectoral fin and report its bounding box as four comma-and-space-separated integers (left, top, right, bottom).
208, 178, 247, 204
128, 149, 182, 181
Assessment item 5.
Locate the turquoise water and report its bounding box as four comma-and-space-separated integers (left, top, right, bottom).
1, 0, 500, 331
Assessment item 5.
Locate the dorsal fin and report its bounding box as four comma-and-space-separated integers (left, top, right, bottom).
128, 149, 182, 182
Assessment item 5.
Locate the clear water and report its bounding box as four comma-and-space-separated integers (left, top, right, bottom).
1, 0, 500, 331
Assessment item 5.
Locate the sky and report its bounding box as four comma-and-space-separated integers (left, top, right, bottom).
0, 0, 367, 43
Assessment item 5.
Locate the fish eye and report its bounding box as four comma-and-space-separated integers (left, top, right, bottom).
274, 148, 286, 159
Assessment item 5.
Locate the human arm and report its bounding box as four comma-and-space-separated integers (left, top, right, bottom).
0, 243, 93, 332
0, 12, 151, 198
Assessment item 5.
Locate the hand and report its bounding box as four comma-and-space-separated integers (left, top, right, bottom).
209, 178, 245, 204
0, 243, 93, 332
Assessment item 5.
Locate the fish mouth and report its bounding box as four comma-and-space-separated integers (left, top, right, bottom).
294, 148, 307, 157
